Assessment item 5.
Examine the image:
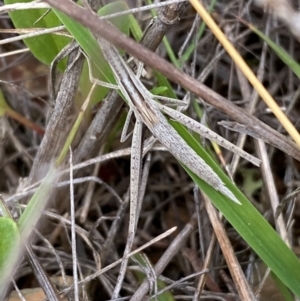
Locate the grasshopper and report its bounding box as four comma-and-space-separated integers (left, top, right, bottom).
93, 38, 260, 205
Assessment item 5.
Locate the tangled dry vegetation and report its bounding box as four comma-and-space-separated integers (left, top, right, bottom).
0, 0, 300, 300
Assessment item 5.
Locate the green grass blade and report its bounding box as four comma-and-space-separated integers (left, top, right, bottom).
0, 218, 20, 271
17, 167, 59, 238
271, 272, 295, 301
0, 167, 58, 294
249, 23, 300, 79
0, 217, 20, 294
171, 120, 300, 296
127, 13, 143, 41
53, 9, 113, 84
54, 1, 133, 105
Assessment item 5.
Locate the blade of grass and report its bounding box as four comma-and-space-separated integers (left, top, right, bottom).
56, 1, 137, 107
0, 166, 59, 296
247, 22, 300, 79
171, 120, 300, 297
0, 218, 19, 271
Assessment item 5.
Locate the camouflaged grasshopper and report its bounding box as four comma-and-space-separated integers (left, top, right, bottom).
92, 38, 260, 205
